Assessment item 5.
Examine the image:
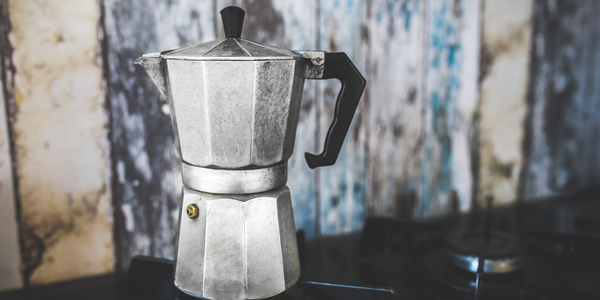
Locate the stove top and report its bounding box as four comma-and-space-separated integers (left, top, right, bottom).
359, 189, 600, 299
2, 190, 599, 300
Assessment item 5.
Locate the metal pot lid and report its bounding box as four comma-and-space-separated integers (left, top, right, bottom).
161, 38, 300, 61
161, 6, 300, 61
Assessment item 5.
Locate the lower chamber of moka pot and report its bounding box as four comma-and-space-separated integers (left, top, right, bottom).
173, 185, 301, 300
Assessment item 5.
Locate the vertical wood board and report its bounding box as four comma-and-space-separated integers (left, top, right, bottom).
316, 0, 369, 235
362, 0, 425, 219
522, 0, 600, 198
477, 0, 533, 206
214, 0, 321, 238
103, 0, 214, 270
0, 44, 23, 291
7, 0, 114, 285
421, 0, 481, 217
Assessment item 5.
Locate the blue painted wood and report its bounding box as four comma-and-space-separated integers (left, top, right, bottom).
316, 0, 369, 235
421, 0, 480, 216
216, 0, 321, 238
522, 0, 600, 198
361, 0, 425, 219
104, 0, 215, 270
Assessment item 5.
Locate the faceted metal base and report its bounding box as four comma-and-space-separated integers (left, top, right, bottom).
174, 186, 300, 300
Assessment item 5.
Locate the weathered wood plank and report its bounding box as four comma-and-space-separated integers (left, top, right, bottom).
361, 0, 424, 219
420, 0, 482, 216
6, 0, 113, 285
522, 0, 600, 198
316, 0, 369, 235
104, 0, 215, 270
0, 43, 23, 291
267, 0, 320, 238
213, 0, 321, 238
477, 0, 533, 206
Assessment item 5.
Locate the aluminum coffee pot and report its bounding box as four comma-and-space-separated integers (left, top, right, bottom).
135, 6, 365, 300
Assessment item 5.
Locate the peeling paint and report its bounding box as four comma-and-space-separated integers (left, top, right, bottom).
0, 44, 23, 292
522, 0, 600, 198
317, 0, 368, 235
421, 0, 481, 216
105, 0, 209, 270
477, 0, 533, 206
8, 0, 113, 285
363, 0, 424, 220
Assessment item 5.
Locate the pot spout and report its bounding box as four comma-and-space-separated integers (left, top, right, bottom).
134, 53, 168, 101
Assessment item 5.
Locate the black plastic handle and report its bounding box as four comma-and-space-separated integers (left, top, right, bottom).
305, 52, 366, 169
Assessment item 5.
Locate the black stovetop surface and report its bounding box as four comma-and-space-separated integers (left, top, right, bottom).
2, 189, 599, 300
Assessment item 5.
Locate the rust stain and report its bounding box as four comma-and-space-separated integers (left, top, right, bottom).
9, 0, 114, 285
14, 87, 23, 111
477, 0, 533, 206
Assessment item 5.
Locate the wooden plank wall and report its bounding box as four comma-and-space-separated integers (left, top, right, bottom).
1, 0, 114, 286
2, 0, 600, 286
421, 0, 481, 216
0, 43, 23, 291
522, 0, 600, 198
477, 0, 534, 207
103, 0, 213, 272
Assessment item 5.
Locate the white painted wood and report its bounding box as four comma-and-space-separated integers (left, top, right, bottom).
0, 45, 23, 292
363, 0, 425, 219
477, 0, 534, 206
421, 0, 482, 216
104, 0, 212, 269
316, 0, 369, 234
215, 0, 321, 237
452, 0, 481, 213
268, 0, 320, 238
8, 0, 113, 285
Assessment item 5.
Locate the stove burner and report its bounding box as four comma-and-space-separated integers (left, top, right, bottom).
407, 238, 566, 300
445, 231, 527, 274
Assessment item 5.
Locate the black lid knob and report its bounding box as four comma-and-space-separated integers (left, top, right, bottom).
220, 6, 245, 38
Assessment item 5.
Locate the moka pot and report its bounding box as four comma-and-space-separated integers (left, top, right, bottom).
135, 6, 365, 300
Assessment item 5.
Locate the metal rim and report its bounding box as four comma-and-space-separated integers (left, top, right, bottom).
446, 248, 526, 274
181, 162, 287, 194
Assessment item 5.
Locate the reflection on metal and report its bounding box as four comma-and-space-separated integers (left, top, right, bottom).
138, 57, 308, 172
182, 162, 287, 194
295, 51, 325, 79
446, 249, 525, 274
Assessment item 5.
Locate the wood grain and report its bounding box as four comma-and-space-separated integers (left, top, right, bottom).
0, 43, 23, 291
6, 0, 114, 285
361, 0, 424, 219
477, 0, 533, 206
315, 0, 368, 235
522, 0, 600, 198
103, 0, 214, 270
421, 0, 481, 216
215, 0, 322, 238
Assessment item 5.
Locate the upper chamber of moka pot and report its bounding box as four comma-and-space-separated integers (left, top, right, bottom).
136, 6, 365, 195
136, 7, 308, 191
